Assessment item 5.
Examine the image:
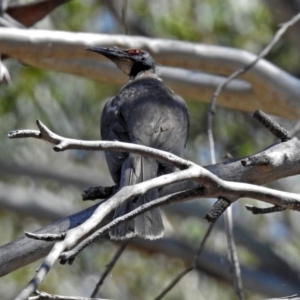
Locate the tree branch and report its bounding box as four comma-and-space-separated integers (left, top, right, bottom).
3, 130, 300, 279
153, 223, 214, 300
28, 289, 108, 300
8, 120, 191, 170
90, 240, 128, 297
0, 28, 300, 118
205, 12, 300, 298
9, 117, 300, 299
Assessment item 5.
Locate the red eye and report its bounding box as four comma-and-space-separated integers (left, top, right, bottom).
127, 49, 141, 55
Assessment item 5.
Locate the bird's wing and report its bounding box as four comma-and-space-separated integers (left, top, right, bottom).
100, 98, 130, 184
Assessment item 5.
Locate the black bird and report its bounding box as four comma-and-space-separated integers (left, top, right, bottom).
86, 46, 189, 240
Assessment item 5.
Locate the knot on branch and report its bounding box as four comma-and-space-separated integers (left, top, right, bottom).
241, 155, 270, 167
82, 185, 116, 201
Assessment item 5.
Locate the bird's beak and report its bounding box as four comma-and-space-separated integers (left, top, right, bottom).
86, 46, 134, 76
86, 46, 126, 59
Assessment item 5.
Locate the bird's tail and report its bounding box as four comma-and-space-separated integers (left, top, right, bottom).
109, 154, 164, 240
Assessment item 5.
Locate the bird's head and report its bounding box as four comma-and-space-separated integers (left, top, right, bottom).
86, 46, 155, 79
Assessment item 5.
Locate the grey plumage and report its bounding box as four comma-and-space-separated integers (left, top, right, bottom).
87, 47, 189, 240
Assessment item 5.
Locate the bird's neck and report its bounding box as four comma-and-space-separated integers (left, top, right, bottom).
130, 69, 162, 81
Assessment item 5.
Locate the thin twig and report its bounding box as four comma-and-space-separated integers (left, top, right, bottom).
245, 204, 286, 214
264, 296, 299, 300
90, 241, 129, 297
206, 12, 300, 300
208, 11, 300, 124
207, 11, 300, 162
153, 223, 214, 300
224, 208, 244, 300
8, 120, 191, 170
15, 242, 66, 300
25, 231, 65, 241
29, 289, 109, 300
121, 0, 128, 35
253, 110, 292, 141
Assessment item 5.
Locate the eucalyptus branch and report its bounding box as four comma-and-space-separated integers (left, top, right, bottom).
3, 134, 300, 279
1, 28, 300, 119
13, 142, 300, 299
10, 119, 300, 299
8, 120, 190, 170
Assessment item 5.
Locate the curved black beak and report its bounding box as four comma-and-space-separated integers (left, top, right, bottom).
85, 46, 125, 59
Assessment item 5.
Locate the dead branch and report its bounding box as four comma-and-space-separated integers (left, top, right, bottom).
3, 130, 300, 279
153, 223, 214, 300
28, 290, 109, 300
0, 28, 300, 119
206, 11, 300, 297
9, 119, 300, 299
1, 188, 299, 296
90, 241, 128, 297
8, 120, 191, 170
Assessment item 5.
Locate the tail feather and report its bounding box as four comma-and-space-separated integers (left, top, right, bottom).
109, 154, 164, 240
134, 189, 164, 239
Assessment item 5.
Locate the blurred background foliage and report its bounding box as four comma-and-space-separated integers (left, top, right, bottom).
1, 0, 300, 299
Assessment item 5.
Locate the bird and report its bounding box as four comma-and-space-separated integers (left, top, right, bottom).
86, 46, 189, 240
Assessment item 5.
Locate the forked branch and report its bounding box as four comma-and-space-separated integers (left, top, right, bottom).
10, 121, 300, 300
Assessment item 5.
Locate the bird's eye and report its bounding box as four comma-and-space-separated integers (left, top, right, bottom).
128, 49, 141, 55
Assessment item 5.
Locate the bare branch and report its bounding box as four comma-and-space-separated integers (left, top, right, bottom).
59, 189, 202, 264
0, 56, 10, 83
11, 125, 300, 298
210, 11, 300, 291
29, 290, 109, 300
224, 208, 244, 300
7, 100, 300, 300
8, 121, 300, 210
1, 28, 300, 119
205, 12, 300, 296
245, 204, 286, 214
3, 133, 300, 279
8, 120, 191, 170
25, 232, 65, 241
15, 242, 65, 300
253, 110, 292, 141
90, 241, 128, 297
153, 223, 214, 300
264, 296, 299, 300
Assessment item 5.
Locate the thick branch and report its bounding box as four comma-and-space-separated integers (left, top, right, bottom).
6, 117, 300, 300
2, 198, 299, 297
2, 130, 300, 278
0, 28, 300, 118
10, 121, 300, 298
8, 122, 300, 210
